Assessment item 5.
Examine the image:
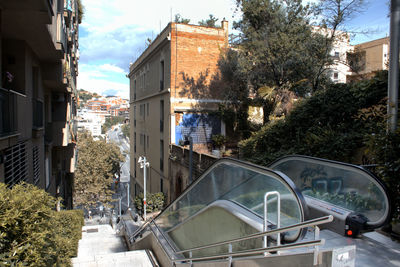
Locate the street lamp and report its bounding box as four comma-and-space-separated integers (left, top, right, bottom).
138, 156, 150, 221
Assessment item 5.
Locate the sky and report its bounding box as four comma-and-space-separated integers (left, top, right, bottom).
77, 0, 390, 99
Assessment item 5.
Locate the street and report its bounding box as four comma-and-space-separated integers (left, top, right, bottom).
107, 125, 131, 214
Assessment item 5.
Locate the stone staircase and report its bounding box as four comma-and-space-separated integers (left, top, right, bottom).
72, 224, 156, 266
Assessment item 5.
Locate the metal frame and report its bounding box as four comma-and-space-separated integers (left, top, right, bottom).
264, 191, 281, 252
269, 154, 392, 228
172, 215, 333, 263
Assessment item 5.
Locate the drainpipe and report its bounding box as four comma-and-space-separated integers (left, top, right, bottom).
388, 0, 400, 132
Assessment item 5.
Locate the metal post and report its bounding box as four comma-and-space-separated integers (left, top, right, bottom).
118, 197, 122, 217
189, 136, 193, 184
388, 0, 400, 132
143, 157, 147, 221
313, 226, 320, 266
127, 183, 130, 208
138, 156, 150, 221
264, 191, 281, 256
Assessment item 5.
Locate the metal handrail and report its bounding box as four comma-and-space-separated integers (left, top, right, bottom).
128, 218, 154, 243
175, 215, 333, 254
172, 239, 325, 263
264, 191, 281, 251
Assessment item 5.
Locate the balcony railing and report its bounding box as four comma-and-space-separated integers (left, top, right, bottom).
0, 88, 18, 138
32, 99, 44, 129
57, 13, 67, 52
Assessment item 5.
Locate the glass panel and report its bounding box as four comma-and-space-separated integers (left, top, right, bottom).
155, 159, 305, 250
270, 156, 389, 226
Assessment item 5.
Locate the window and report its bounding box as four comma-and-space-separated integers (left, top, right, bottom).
5, 142, 28, 187
147, 135, 149, 149
160, 60, 164, 91
33, 146, 40, 185
140, 133, 143, 145
160, 100, 164, 132
134, 157, 137, 178
45, 154, 50, 189
333, 72, 339, 80
334, 51, 340, 59
160, 178, 164, 193
134, 80, 137, 100
134, 106, 136, 127
143, 73, 146, 91
147, 103, 149, 116
160, 140, 164, 171
134, 132, 136, 153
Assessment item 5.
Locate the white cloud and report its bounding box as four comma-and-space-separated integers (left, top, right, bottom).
78, 0, 238, 97
98, 64, 125, 73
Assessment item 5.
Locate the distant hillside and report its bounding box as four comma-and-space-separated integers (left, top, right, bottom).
78, 89, 99, 107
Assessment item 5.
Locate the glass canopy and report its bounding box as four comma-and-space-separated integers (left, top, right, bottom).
269, 155, 390, 228
154, 159, 307, 254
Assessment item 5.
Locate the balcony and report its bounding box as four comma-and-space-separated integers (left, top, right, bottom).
0, 88, 18, 138
56, 13, 67, 54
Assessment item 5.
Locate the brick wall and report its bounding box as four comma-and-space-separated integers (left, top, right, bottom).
170, 23, 228, 99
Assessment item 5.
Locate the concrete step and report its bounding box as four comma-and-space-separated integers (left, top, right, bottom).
72, 250, 155, 267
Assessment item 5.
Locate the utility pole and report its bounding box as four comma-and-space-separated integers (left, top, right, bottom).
138, 156, 150, 221
126, 182, 130, 208
388, 0, 400, 132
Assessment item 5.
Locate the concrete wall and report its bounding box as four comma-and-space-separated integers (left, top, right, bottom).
169, 144, 218, 201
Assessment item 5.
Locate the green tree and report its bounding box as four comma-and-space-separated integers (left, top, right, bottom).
102, 116, 125, 133
121, 123, 130, 138
73, 132, 125, 208
77, 0, 84, 24
198, 14, 219, 27
0, 183, 84, 266
175, 13, 190, 24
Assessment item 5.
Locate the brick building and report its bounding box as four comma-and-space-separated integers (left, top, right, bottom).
0, 0, 80, 208
128, 21, 228, 203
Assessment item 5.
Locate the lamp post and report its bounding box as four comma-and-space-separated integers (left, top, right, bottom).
138, 156, 150, 221
388, 0, 400, 132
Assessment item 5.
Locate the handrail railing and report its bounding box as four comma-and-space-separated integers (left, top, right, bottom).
172, 239, 325, 263
264, 191, 281, 253
128, 218, 154, 243
174, 215, 333, 255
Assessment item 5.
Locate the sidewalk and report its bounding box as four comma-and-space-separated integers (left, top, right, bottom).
72, 219, 153, 266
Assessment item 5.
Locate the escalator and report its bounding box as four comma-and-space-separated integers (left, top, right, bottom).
269, 155, 391, 237
127, 158, 354, 266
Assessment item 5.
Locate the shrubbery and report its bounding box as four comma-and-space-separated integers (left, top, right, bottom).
0, 183, 84, 266
239, 71, 388, 165
239, 71, 400, 222
134, 192, 165, 216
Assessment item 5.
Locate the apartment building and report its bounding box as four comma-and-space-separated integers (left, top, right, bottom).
348, 37, 389, 80
128, 21, 229, 203
0, 0, 79, 209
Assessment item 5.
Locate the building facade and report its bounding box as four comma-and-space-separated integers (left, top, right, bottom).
128, 21, 229, 203
0, 0, 79, 209
351, 37, 389, 78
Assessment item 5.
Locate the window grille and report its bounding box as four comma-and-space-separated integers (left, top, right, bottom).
4, 142, 28, 187
33, 146, 40, 185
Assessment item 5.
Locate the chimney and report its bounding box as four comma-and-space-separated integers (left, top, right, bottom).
221, 18, 229, 47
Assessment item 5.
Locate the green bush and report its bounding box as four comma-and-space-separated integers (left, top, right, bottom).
0, 183, 84, 266
134, 192, 165, 215
239, 71, 388, 165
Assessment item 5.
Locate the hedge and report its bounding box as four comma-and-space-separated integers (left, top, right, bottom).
0, 183, 84, 266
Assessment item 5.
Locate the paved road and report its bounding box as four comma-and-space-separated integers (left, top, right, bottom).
107, 125, 131, 213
